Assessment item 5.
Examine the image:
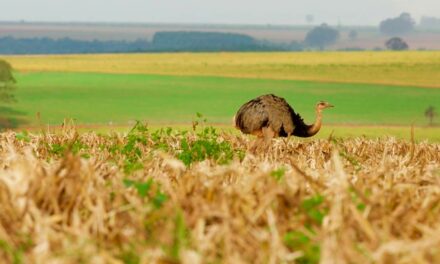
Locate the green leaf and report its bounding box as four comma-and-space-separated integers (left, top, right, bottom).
123, 179, 153, 198
271, 167, 286, 181
152, 192, 168, 209
301, 195, 324, 211
119, 251, 140, 264
283, 231, 320, 264
357, 203, 366, 211
123, 161, 144, 174
308, 209, 325, 225
50, 143, 66, 155
15, 131, 30, 142
284, 231, 310, 248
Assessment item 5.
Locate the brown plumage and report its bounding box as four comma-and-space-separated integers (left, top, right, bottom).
234, 94, 333, 145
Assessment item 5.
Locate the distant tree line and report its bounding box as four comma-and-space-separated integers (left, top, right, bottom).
0, 15, 422, 55
0, 37, 149, 54
0, 32, 289, 54
151, 31, 275, 51
0, 36, 150, 54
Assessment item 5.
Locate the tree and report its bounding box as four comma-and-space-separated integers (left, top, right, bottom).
304, 24, 339, 50
424, 106, 437, 126
379, 13, 415, 36
348, 30, 358, 41
0, 59, 16, 103
385, 37, 409, 50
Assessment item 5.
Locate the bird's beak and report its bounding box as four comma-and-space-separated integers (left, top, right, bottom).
327, 104, 334, 108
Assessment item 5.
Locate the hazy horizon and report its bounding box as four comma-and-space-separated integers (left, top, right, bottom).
4, 0, 440, 26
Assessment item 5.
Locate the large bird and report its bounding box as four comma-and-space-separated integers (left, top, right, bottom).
234, 94, 333, 149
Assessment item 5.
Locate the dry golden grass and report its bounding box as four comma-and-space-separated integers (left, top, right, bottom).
0, 123, 439, 263
6, 51, 440, 88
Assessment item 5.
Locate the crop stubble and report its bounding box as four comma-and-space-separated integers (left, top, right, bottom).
0, 123, 439, 263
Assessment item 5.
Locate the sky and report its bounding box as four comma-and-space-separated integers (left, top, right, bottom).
3, 0, 440, 26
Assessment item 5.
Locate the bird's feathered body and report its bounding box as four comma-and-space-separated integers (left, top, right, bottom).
235, 94, 311, 138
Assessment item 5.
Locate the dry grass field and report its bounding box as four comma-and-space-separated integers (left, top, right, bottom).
1, 122, 439, 263
7, 51, 440, 88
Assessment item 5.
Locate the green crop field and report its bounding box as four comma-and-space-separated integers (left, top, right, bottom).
2, 51, 440, 141
13, 71, 440, 124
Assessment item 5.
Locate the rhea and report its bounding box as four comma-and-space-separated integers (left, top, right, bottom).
234, 94, 334, 149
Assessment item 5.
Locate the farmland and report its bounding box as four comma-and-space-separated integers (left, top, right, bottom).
7, 72, 440, 141
1, 51, 440, 263
2, 51, 439, 142
7, 51, 440, 87
1, 123, 439, 263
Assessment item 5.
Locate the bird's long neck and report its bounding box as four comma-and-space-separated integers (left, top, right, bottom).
306, 108, 323, 137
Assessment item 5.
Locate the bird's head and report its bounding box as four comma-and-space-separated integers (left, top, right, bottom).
316, 101, 334, 111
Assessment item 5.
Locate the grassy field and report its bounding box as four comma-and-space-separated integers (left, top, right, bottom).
7, 51, 440, 88
2, 51, 440, 141
12, 72, 440, 125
